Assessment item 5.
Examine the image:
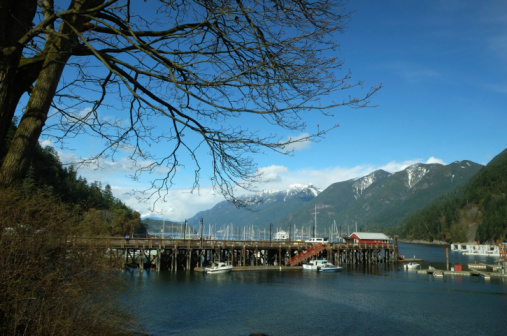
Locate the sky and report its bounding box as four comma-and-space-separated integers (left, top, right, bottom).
47, 0, 507, 222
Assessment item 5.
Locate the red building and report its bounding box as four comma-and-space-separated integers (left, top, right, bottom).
346, 232, 392, 246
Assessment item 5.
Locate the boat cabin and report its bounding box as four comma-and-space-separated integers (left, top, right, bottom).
273, 230, 289, 241
305, 237, 328, 244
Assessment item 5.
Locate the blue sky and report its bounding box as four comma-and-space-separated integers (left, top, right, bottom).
49, 0, 506, 221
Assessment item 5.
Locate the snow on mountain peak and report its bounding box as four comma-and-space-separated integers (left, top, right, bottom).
243, 184, 321, 204
284, 184, 321, 201
352, 173, 377, 199
405, 164, 429, 189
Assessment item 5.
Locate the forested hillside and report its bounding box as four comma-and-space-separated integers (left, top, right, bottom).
398, 148, 507, 243
1, 124, 143, 335
1, 123, 144, 237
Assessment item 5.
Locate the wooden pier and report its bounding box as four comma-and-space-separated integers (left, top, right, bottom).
76, 236, 400, 272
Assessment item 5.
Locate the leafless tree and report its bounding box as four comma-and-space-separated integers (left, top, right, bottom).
0, 0, 381, 204
0, 186, 142, 335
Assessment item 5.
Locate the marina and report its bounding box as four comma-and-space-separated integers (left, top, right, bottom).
94, 234, 401, 272
119, 243, 507, 336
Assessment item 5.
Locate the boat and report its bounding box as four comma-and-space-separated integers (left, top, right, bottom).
450, 243, 501, 257
318, 263, 343, 272
303, 259, 329, 271
433, 271, 444, 277
305, 237, 328, 244
204, 262, 233, 274
274, 230, 289, 241
403, 262, 420, 270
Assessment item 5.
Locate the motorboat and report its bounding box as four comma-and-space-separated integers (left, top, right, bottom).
204, 262, 233, 274
318, 262, 342, 272
303, 259, 329, 271
403, 262, 420, 270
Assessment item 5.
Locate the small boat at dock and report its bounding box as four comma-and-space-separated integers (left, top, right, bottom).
204, 262, 233, 274
318, 263, 342, 272
303, 259, 341, 272
404, 262, 420, 270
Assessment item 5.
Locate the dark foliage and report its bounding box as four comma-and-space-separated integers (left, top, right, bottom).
398, 148, 507, 243
0, 186, 142, 335
1, 122, 142, 236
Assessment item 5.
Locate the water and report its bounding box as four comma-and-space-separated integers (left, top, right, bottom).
121, 243, 506, 336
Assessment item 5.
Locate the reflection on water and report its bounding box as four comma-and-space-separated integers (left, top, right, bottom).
121, 243, 507, 336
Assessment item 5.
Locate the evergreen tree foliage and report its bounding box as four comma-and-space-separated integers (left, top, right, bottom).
398, 148, 507, 243
1, 122, 142, 236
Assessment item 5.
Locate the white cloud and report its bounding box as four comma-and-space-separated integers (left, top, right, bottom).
117, 185, 223, 222
257, 165, 289, 182
56, 149, 173, 184
55, 145, 446, 222
426, 156, 445, 165
282, 133, 312, 152
116, 156, 446, 221
379, 159, 419, 172
39, 139, 55, 147
253, 157, 446, 193
379, 157, 446, 173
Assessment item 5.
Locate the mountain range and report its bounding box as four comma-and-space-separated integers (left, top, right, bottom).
400, 148, 507, 243
186, 160, 483, 237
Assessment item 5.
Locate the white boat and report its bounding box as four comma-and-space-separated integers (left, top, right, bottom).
274, 230, 289, 241
305, 237, 328, 244
450, 243, 501, 257
318, 263, 343, 272
450, 243, 469, 253
204, 262, 233, 274
404, 262, 420, 270
303, 259, 329, 271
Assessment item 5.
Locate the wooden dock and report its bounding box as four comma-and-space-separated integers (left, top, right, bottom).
416, 265, 507, 279
74, 236, 400, 272
194, 265, 303, 272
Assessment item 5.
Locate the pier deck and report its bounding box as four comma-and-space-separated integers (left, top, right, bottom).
76, 236, 400, 271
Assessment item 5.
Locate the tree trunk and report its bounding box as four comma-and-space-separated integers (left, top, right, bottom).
0, 0, 38, 149
0, 0, 105, 187
0, 44, 71, 186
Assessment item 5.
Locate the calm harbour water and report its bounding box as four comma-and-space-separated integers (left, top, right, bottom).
121, 243, 506, 336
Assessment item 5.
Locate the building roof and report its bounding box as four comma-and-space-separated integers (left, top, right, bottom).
349, 232, 391, 241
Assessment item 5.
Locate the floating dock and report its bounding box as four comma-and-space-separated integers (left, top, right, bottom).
416, 264, 507, 279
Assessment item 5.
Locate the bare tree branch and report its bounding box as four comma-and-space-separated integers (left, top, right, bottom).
0, 0, 382, 208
